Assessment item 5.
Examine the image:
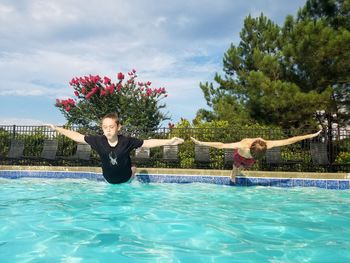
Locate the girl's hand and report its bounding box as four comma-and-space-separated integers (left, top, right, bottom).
46, 124, 57, 131
190, 137, 202, 145
169, 137, 184, 145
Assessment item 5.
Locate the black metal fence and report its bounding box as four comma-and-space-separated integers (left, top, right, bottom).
0, 125, 349, 172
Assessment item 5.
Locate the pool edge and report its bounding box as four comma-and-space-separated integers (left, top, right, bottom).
0, 166, 349, 190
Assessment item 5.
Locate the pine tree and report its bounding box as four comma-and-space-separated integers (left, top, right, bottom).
198, 1, 350, 131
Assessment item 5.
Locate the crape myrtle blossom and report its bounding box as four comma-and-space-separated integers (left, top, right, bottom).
55, 70, 168, 113
55, 98, 75, 112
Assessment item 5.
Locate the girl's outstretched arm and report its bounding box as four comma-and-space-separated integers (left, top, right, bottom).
142, 137, 184, 148
46, 124, 86, 144
190, 137, 242, 149
266, 130, 322, 149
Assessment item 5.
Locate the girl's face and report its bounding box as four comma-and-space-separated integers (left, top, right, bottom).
102, 118, 120, 140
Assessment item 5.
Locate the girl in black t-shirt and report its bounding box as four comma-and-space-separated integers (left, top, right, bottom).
47, 112, 184, 184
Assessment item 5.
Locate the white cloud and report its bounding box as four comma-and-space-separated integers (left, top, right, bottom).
0, 3, 14, 16
30, 1, 70, 21
153, 17, 168, 28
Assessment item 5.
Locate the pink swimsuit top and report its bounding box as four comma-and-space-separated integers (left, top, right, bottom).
233, 149, 255, 168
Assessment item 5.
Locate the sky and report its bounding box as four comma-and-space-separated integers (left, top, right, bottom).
0, 0, 306, 126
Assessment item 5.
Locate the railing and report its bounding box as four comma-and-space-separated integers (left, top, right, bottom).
0, 125, 349, 172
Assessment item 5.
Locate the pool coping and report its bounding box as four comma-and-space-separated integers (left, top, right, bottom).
1, 165, 349, 190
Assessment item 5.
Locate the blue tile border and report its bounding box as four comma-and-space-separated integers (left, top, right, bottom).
0, 170, 105, 182
0, 170, 349, 190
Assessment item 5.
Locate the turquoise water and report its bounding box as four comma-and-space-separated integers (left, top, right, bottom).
0, 179, 350, 263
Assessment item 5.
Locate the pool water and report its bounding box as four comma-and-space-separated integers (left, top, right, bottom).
1, 178, 350, 263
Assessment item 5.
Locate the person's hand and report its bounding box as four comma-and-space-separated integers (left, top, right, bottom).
169, 137, 184, 145
190, 137, 202, 145
45, 124, 57, 131
316, 125, 323, 135
310, 128, 322, 138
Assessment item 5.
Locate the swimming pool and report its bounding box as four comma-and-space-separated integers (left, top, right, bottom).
1, 177, 350, 262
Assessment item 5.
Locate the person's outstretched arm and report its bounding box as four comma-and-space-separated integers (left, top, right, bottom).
46, 124, 86, 144
142, 137, 184, 148
190, 137, 242, 149
266, 130, 322, 149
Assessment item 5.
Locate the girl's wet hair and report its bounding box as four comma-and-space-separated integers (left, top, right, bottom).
250, 139, 267, 160
102, 112, 120, 125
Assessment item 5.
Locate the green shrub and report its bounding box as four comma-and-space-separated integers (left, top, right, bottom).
336, 152, 350, 164
0, 129, 11, 156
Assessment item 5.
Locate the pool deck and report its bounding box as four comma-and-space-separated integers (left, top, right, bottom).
1, 165, 349, 189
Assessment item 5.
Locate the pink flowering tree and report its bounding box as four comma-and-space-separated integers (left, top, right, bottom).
55, 69, 169, 131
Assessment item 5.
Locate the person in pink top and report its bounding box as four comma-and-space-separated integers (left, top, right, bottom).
191, 129, 322, 183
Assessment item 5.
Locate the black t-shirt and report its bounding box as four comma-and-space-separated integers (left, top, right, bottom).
84, 135, 143, 184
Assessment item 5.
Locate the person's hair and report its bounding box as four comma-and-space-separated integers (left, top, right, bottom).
101, 112, 120, 125
250, 139, 267, 160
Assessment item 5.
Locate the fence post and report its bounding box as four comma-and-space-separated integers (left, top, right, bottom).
12, 125, 16, 139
